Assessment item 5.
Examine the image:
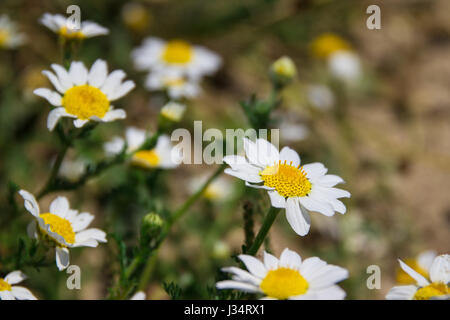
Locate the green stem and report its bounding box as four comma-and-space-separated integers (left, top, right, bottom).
37, 141, 69, 199
247, 206, 280, 255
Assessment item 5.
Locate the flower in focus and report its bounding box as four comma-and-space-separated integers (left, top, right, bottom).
104, 126, 147, 157
386, 254, 449, 300
132, 37, 222, 80
0, 15, 26, 49
216, 248, 348, 300
306, 84, 335, 111
132, 135, 182, 169
18, 190, 107, 271
146, 70, 200, 100
310, 33, 350, 59
130, 291, 146, 300
34, 59, 134, 131
0, 271, 37, 300
396, 250, 437, 285
160, 101, 187, 123
190, 174, 232, 202
223, 138, 350, 236
40, 13, 108, 39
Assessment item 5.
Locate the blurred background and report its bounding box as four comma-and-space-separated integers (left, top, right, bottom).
0, 0, 449, 299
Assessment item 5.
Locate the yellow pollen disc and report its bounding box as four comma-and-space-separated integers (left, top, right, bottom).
260, 161, 312, 198
63, 85, 109, 120
59, 26, 85, 40
396, 259, 428, 285
132, 149, 160, 168
260, 268, 308, 299
162, 40, 193, 64
0, 29, 10, 47
39, 213, 75, 244
0, 278, 12, 291
311, 33, 350, 59
413, 283, 449, 300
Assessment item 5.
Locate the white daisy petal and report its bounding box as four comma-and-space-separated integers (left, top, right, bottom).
71, 213, 94, 232
49, 196, 70, 218
0, 290, 15, 300
75, 228, 107, 244
263, 251, 279, 270
100, 109, 126, 122
101, 70, 126, 96
268, 190, 286, 208
73, 119, 89, 128
303, 162, 327, 180
47, 107, 72, 131
255, 138, 279, 167
42, 70, 65, 93
216, 280, 260, 293
279, 248, 302, 269
317, 174, 345, 187
88, 59, 108, 88
18, 190, 40, 217
34, 88, 62, 106
417, 250, 437, 271
238, 254, 267, 278
307, 265, 349, 290
224, 168, 262, 184
398, 259, 430, 287
51, 64, 73, 91
11, 286, 37, 300
107, 80, 135, 101
279, 147, 300, 167
221, 267, 261, 285
299, 257, 327, 280
55, 247, 70, 271
5, 271, 26, 285
429, 254, 450, 284
299, 196, 335, 217
69, 61, 88, 86
285, 198, 311, 236
386, 285, 417, 300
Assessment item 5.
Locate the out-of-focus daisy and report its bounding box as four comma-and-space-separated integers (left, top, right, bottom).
306, 84, 335, 111
160, 101, 186, 123
270, 56, 297, 87
40, 13, 108, 40
396, 250, 437, 285
223, 138, 350, 236
0, 15, 25, 49
132, 37, 222, 80
386, 254, 449, 300
58, 158, 86, 182
104, 126, 147, 157
280, 123, 309, 144
34, 59, 134, 131
146, 70, 200, 100
130, 291, 146, 300
121, 3, 152, 33
190, 174, 232, 202
328, 51, 361, 81
132, 135, 182, 169
18, 190, 107, 271
217, 248, 348, 300
310, 33, 350, 59
0, 271, 37, 300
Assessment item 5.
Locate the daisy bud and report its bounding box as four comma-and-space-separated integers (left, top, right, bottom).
270, 56, 297, 88
212, 240, 231, 260
160, 101, 186, 123
141, 212, 165, 244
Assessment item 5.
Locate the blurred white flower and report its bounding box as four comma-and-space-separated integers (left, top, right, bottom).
328, 50, 361, 82
0, 271, 37, 300
160, 101, 186, 122
280, 123, 309, 144
306, 85, 335, 110
59, 158, 86, 182
132, 37, 221, 80
18, 190, 107, 271
104, 126, 148, 158
217, 248, 348, 300
130, 291, 146, 300
396, 250, 437, 285
0, 15, 26, 49
132, 135, 182, 169
386, 254, 449, 300
34, 59, 134, 131
190, 174, 232, 202
146, 70, 200, 99
40, 13, 108, 39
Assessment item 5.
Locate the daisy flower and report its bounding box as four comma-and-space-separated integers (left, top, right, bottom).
40, 13, 108, 40
386, 254, 449, 300
189, 174, 232, 202
270, 56, 297, 79
0, 271, 37, 300
58, 158, 86, 182
310, 33, 351, 59
223, 138, 350, 236
18, 190, 107, 271
328, 51, 361, 81
104, 126, 147, 157
0, 15, 26, 49
130, 291, 146, 300
396, 250, 437, 285
132, 135, 182, 169
217, 248, 348, 300
160, 101, 187, 122
132, 37, 221, 80
146, 70, 200, 100
34, 59, 135, 131
306, 84, 335, 111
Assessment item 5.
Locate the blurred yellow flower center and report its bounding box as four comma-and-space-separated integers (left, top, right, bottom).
59, 26, 84, 40
260, 161, 311, 198
260, 268, 308, 299
396, 259, 428, 284
63, 85, 109, 120
164, 77, 185, 87
162, 40, 192, 64
0, 278, 12, 291
311, 33, 350, 59
413, 283, 449, 300
133, 149, 160, 167
0, 29, 10, 46
40, 213, 75, 244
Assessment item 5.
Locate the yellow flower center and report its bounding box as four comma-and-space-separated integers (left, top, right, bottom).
164, 77, 186, 88
132, 149, 160, 168
40, 213, 75, 245
413, 283, 449, 300
63, 85, 109, 120
311, 33, 350, 59
162, 40, 193, 64
0, 29, 10, 47
0, 278, 12, 292
396, 259, 428, 284
260, 161, 312, 198
59, 26, 85, 40
260, 268, 309, 299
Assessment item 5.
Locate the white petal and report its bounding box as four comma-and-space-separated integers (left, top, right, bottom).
107, 80, 135, 101
42, 70, 65, 93
55, 247, 70, 271
302, 162, 327, 180
51, 64, 73, 91
34, 88, 62, 106
279, 248, 302, 269
18, 190, 40, 217
49, 196, 70, 218
307, 265, 349, 290
386, 285, 417, 300
221, 267, 261, 285
279, 147, 300, 167
0, 291, 15, 300
75, 228, 107, 244
429, 254, 449, 284
11, 286, 37, 300
224, 168, 262, 184
99, 109, 126, 122
398, 259, 429, 287
417, 250, 437, 271
130, 292, 146, 300
285, 198, 311, 236
263, 251, 279, 270
238, 254, 267, 278
299, 257, 327, 280
101, 70, 126, 96
73, 119, 89, 128
255, 138, 279, 167
317, 174, 344, 187
27, 221, 37, 239
69, 61, 88, 85
299, 196, 335, 217
268, 190, 286, 208
5, 271, 26, 285
71, 213, 94, 232
216, 280, 260, 293
47, 107, 71, 131
88, 59, 108, 88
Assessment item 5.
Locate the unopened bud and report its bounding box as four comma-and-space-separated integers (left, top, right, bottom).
270, 56, 297, 88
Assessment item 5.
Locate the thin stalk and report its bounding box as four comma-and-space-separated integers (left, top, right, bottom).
247, 206, 280, 255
